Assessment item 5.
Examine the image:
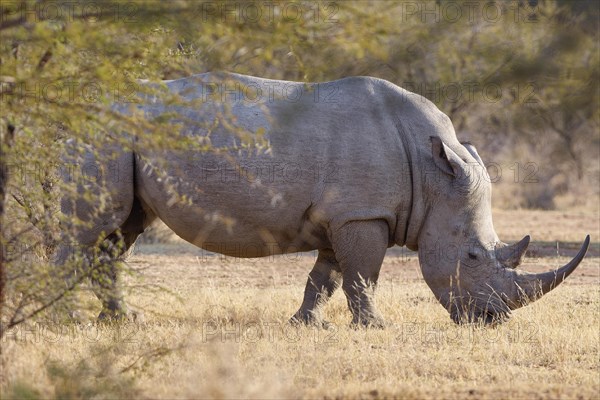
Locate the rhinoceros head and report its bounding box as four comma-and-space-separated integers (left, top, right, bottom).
417, 137, 589, 325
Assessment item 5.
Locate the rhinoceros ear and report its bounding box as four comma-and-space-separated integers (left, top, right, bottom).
462, 142, 485, 168
430, 136, 466, 178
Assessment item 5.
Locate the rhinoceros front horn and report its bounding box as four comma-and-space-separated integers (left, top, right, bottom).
508, 235, 590, 308
496, 235, 531, 268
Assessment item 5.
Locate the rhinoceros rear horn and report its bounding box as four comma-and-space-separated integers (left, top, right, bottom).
496, 235, 530, 268
510, 235, 590, 308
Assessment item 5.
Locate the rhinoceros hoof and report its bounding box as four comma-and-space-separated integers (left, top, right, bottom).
289, 312, 330, 329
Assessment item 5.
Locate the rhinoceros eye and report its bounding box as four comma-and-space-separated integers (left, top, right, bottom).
468, 252, 478, 260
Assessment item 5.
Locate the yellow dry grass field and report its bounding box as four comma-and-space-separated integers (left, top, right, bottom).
1, 210, 599, 399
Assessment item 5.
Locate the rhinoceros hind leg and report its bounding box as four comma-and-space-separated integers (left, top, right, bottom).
93, 197, 154, 322
331, 219, 388, 328
290, 249, 342, 328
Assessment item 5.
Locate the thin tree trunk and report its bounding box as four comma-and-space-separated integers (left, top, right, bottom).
0, 123, 15, 340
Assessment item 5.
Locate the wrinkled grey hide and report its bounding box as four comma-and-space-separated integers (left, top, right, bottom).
56, 72, 590, 326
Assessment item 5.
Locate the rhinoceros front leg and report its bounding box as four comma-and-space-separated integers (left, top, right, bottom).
291, 249, 342, 327
332, 219, 388, 328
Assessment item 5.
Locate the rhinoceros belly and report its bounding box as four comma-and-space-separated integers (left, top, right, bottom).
134, 151, 330, 256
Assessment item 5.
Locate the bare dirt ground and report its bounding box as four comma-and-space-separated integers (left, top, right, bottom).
1, 209, 599, 399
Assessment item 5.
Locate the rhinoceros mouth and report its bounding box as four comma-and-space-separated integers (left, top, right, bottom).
448, 294, 512, 326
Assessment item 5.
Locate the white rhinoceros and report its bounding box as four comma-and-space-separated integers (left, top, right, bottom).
56, 72, 590, 326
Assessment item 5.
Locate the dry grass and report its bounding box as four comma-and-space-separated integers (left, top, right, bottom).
1, 210, 599, 399
2, 254, 598, 399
